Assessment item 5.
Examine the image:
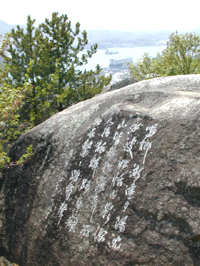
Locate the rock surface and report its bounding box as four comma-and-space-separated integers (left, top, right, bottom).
108, 78, 137, 91
3, 74, 200, 266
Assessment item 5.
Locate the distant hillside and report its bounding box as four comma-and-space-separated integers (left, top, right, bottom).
86, 29, 171, 48
0, 20, 26, 36
0, 20, 13, 35
0, 20, 170, 47
1, 19, 200, 48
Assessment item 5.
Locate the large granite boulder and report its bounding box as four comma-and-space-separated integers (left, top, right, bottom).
3, 75, 200, 266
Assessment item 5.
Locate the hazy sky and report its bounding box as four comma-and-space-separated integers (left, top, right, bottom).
1, 0, 200, 32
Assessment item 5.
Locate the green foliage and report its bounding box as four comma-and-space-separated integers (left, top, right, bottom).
0, 34, 34, 174
16, 145, 34, 165
129, 31, 200, 80
0, 33, 10, 59
0, 13, 111, 173
0, 69, 33, 172
0, 83, 33, 174
37, 12, 111, 112
2, 16, 42, 125
3, 12, 111, 125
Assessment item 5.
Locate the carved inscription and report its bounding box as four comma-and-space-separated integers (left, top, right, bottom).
47, 116, 158, 252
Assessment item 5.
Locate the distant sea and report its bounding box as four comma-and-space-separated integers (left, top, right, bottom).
81, 45, 166, 71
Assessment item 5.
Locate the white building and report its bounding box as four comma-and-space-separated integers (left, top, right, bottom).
109, 57, 133, 69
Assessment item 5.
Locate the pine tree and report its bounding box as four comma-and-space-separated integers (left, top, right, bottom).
3, 15, 42, 125
39, 12, 110, 112
3, 13, 111, 124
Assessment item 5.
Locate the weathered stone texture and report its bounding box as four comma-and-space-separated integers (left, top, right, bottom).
3, 74, 200, 265
109, 78, 137, 91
